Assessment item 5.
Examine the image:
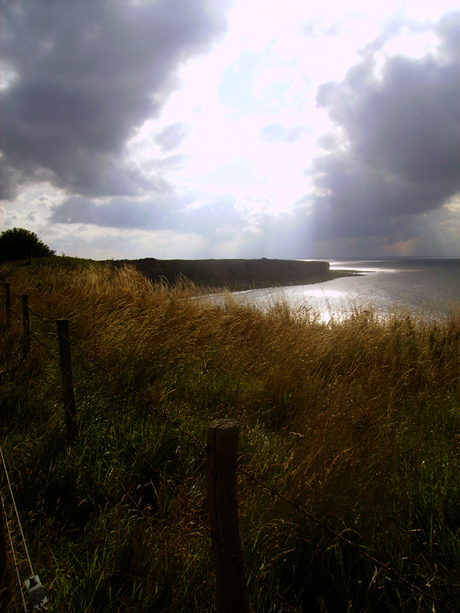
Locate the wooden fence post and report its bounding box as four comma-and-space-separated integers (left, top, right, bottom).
4, 284, 11, 330
21, 295, 30, 358
207, 419, 250, 613
56, 319, 78, 442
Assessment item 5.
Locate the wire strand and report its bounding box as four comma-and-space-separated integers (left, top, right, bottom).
5, 284, 457, 612
55, 385, 219, 613
0, 491, 28, 612
237, 463, 457, 613
0, 446, 34, 578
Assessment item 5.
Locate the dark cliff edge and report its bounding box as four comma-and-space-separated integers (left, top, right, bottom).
111, 258, 359, 290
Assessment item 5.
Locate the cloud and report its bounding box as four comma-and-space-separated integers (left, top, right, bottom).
50, 191, 247, 241
51, 193, 194, 230
0, 0, 227, 200
258, 122, 312, 143
154, 122, 190, 153
308, 11, 460, 250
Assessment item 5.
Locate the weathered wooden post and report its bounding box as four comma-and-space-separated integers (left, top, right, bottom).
56, 319, 78, 442
4, 284, 11, 330
207, 419, 250, 613
21, 294, 30, 358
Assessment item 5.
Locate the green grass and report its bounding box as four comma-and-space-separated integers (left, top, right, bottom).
0, 256, 460, 612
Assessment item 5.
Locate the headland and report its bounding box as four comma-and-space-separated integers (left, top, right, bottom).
112, 257, 359, 290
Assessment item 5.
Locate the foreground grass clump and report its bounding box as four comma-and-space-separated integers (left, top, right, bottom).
1, 257, 460, 612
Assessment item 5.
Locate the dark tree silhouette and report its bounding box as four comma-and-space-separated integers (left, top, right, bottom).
0, 228, 55, 262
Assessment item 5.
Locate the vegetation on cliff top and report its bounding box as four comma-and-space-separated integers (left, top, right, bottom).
0, 257, 459, 612
111, 257, 350, 290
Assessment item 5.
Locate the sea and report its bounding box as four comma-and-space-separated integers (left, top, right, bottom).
229, 258, 460, 323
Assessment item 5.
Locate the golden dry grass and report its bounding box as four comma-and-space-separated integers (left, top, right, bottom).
1, 257, 460, 612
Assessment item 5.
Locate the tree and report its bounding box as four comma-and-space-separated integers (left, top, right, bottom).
0, 228, 55, 262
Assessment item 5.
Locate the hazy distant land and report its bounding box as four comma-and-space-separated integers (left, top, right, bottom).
112, 257, 359, 290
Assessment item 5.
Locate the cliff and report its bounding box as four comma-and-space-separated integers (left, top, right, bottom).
112, 258, 349, 290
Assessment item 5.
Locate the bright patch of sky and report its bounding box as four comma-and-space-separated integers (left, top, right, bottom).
1, 0, 460, 259
128, 0, 458, 236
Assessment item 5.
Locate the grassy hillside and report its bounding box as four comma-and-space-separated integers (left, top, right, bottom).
0, 257, 459, 612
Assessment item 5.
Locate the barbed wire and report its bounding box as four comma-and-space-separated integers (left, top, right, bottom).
0, 291, 218, 610
79, 318, 455, 611
0, 286, 201, 452
2, 282, 458, 612
67, 396, 219, 613
66, 334, 452, 612
69, 359, 300, 612
237, 463, 455, 611
3, 372, 216, 609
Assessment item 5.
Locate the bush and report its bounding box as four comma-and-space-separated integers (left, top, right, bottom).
0, 227, 55, 262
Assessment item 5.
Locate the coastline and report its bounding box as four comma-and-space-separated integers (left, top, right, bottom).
112, 257, 361, 291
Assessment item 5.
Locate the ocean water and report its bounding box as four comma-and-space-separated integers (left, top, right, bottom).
231, 258, 460, 323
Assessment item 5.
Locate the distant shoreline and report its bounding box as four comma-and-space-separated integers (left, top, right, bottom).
112, 257, 362, 291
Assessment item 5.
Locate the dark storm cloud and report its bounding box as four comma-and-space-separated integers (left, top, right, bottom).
51, 192, 245, 238
309, 11, 460, 246
258, 123, 312, 144
50, 195, 180, 230
0, 0, 227, 200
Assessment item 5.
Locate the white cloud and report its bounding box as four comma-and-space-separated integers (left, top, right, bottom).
1, 0, 460, 259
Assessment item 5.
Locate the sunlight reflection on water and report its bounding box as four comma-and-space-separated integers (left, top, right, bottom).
201, 259, 460, 325
225, 259, 460, 325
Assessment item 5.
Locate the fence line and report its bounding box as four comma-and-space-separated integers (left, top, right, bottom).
62, 391, 219, 613
7, 285, 205, 449
1, 289, 222, 610
9, 289, 302, 611
73, 371, 301, 613
63, 327, 302, 611
0, 297, 218, 609
63, 319, 445, 611
1, 281, 457, 612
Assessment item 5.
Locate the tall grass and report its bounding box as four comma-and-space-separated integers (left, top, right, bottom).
1, 257, 460, 612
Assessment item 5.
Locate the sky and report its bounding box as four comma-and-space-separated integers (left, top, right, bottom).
1, 0, 460, 260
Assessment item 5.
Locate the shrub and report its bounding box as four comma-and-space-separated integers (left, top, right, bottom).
0, 227, 55, 262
